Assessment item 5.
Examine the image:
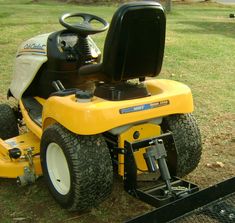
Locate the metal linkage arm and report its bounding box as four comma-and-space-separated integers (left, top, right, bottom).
144, 139, 173, 194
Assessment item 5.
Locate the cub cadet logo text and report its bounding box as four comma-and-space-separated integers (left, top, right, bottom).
120, 100, 170, 114
24, 43, 46, 50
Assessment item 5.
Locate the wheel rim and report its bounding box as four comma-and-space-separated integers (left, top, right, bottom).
46, 142, 71, 195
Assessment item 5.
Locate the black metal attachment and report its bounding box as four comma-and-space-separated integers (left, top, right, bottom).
122, 133, 235, 223
144, 139, 173, 194
123, 133, 198, 208
203, 200, 235, 222
124, 177, 235, 223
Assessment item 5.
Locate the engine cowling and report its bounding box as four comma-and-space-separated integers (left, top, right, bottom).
9, 33, 49, 99
9, 31, 101, 99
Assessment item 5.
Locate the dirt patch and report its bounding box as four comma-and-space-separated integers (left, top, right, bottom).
185, 113, 235, 187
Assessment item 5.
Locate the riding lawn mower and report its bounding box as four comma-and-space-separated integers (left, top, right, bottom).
0, 2, 234, 222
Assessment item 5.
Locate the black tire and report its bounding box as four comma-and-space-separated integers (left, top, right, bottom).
0, 104, 19, 139
161, 113, 202, 177
40, 123, 113, 211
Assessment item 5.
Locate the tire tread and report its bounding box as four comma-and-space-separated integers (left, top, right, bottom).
162, 113, 202, 177
41, 124, 113, 211
0, 104, 19, 139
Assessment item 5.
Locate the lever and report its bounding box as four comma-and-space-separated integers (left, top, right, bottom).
52, 80, 65, 91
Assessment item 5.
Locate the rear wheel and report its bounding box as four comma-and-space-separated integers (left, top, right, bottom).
0, 104, 19, 139
161, 113, 202, 177
40, 123, 113, 211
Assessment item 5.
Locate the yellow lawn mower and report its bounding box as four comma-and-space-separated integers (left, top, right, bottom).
0, 1, 204, 217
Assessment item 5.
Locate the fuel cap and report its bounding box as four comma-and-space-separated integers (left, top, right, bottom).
75, 90, 93, 102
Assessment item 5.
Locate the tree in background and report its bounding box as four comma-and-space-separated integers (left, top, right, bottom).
31, 0, 173, 12
165, 0, 172, 13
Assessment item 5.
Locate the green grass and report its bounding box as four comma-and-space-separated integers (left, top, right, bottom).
0, 1, 235, 222
163, 3, 235, 140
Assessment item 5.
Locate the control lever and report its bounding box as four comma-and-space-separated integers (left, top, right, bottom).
52, 80, 65, 91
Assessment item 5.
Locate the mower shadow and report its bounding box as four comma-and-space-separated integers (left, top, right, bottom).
175, 21, 235, 39
0, 176, 152, 223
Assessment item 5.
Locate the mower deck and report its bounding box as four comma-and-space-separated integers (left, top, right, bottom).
0, 132, 42, 178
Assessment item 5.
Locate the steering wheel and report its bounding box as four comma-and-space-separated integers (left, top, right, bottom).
59, 13, 109, 36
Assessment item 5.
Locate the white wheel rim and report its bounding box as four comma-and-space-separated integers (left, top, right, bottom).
46, 142, 71, 195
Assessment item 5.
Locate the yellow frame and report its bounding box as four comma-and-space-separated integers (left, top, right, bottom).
41, 79, 193, 135
0, 79, 194, 179
118, 123, 161, 176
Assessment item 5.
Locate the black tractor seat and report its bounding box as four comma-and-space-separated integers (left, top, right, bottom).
78, 1, 166, 82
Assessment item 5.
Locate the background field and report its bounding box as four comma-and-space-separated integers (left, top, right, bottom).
0, 1, 234, 222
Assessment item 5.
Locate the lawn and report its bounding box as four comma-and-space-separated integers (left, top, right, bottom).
0, 0, 234, 222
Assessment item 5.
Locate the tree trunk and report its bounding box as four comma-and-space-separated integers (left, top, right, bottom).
165, 0, 172, 13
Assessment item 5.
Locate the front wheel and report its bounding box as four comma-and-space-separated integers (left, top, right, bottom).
0, 104, 19, 139
40, 124, 113, 211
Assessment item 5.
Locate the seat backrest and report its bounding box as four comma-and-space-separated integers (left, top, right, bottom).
102, 2, 166, 82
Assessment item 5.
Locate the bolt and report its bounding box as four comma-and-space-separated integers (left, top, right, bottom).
133, 131, 140, 139
158, 139, 163, 144
229, 213, 235, 220
16, 178, 21, 185
220, 209, 226, 215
